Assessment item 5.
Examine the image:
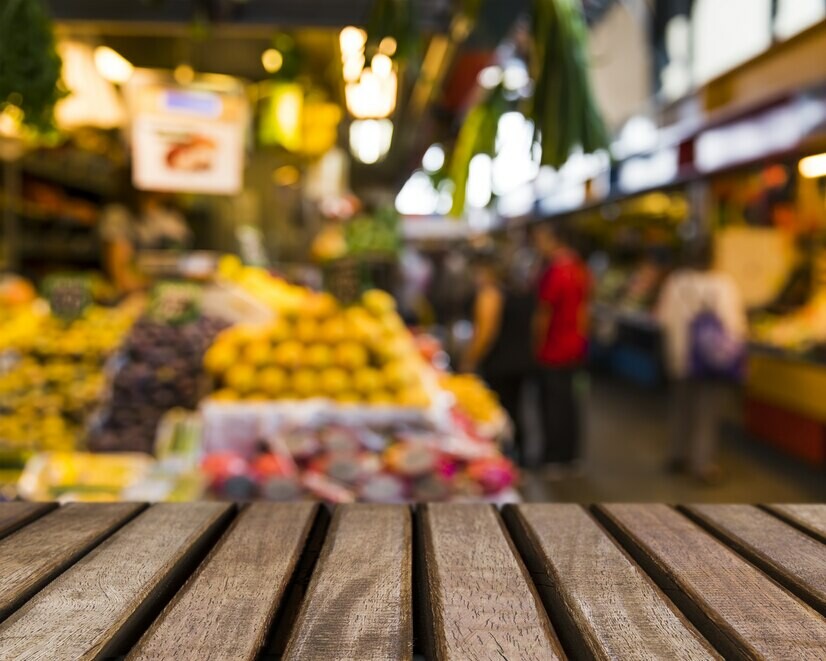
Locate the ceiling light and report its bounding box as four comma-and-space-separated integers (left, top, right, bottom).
174, 64, 195, 85
262, 48, 283, 74
799, 153, 826, 178
342, 54, 364, 82
350, 118, 393, 164
340, 26, 367, 56
502, 63, 529, 91
422, 144, 445, 173
371, 54, 393, 78
345, 69, 397, 119
94, 46, 133, 84
467, 154, 492, 208
477, 65, 503, 90
379, 37, 398, 56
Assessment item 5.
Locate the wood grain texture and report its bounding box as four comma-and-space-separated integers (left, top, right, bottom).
0, 502, 232, 661
129, 502, 317, 661
685, 504, 826, 616
0, 502, 56, 539
764, 504, 826, 544
283, 504, 412, 661
597, 503, 826, 660
421, 504, 563, 661
508, 504, 718, 661
0, 503, 144, 622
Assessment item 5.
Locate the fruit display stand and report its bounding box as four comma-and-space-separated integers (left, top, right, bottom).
197, 285, 517, 503
746, 285, 826, 466
0, 296, 141, 489
744, 348, 826, 466
8, 262, 516, 504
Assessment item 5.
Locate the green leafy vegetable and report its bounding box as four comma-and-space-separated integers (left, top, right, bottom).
366, 0, 420, 64
0, 0, 64, 132
530, 0, 609, 167
448, 84, 508, 217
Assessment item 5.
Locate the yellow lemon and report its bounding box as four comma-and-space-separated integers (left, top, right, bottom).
224, 363, 257, 395
361, 289, 396, 316
291, 369, 319, 398
243, 339, 272, 367
353, 367, 383, 394
334, 342, 369, 370
272, 341, 305, 369
319, 367, 351, 396
259, 367, 288, 397
294, 318, 319, 343
305, 344, 334, 369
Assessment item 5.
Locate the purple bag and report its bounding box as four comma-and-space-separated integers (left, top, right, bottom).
688, 309, 746, 381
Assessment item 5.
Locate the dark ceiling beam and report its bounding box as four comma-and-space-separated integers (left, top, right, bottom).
45, 0, 452, 31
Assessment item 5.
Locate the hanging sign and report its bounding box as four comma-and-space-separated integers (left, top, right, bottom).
132, 86, 248, 195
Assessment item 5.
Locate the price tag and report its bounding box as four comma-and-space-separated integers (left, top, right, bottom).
43, 274, 93, 320
149, 281, 203, 325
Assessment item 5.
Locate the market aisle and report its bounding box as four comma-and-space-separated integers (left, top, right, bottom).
520, 378, 826, 503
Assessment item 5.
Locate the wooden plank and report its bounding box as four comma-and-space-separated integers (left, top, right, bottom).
763, 504, 826, 544
283, 504, 412, 661
596, 504, 826, 660
685, 504, 826, 616
0, 503, 144, 622
129, 502, 317, 661
0, 502, 56, 540
420, 503, 563, 661
507, 504, 718, 660
0, 502, 232, 661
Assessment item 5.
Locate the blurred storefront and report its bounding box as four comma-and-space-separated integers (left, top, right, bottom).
0, 0, 825, 504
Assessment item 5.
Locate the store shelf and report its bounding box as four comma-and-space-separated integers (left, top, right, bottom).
746, 351, 826, 424
21, 152, 118, 198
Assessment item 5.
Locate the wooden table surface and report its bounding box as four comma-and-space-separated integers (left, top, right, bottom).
0, 502, 824, 660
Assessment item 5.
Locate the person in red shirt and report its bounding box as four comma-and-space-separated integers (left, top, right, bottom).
532, 223, 590, 472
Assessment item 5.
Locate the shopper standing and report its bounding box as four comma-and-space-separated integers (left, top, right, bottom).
656, 243, 747, 484
532, 224, 590, 473
461, 254, 536, 464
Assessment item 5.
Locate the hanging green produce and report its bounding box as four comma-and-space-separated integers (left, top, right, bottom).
448, 84, 508, 217
0, 0, 64, 133
530, 0, 609, 167
366, 0, 420, 63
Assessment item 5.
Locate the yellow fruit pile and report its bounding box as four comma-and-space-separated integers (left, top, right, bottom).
0, 304, 45, 353
18, 305, 137, 360
440, 374, 503, 424
204, 290, 431, 407
217, 256, 308, 315
0, 304, 139, 452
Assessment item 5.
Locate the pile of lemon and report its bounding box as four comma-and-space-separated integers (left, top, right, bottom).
217, 256, 309, 315
0, 305, 45, 354
440, 374, 503, 424
0, 304, 139, 452
204, 289, 431, 407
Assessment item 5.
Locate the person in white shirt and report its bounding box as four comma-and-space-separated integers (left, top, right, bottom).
656, 243, 747, 483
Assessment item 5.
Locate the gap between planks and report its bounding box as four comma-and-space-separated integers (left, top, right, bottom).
593, 503, 826, 660
503, 503, 720, 661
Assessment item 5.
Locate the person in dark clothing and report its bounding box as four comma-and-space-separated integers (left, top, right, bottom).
461, 255, 536, 463
532, 224, 590, 474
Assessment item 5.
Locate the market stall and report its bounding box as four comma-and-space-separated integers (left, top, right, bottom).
2, 259, 516, 504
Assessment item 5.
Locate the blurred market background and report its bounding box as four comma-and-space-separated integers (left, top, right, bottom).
1, 0, 825, 504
